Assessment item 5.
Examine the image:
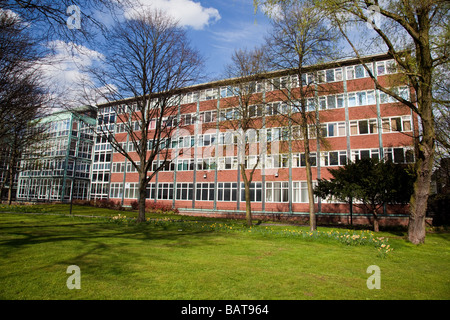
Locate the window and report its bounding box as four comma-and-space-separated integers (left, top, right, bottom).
376, 61, 386, 75
316, 94, 346, 110
110, 183, 123, 199
318, 70, 326, 83
351, 149, 380, 162
326, 69, 335, 82
292, 181, 317, 203
384, 147, 414, 164
240, 182, 262, 202
350, 119, 378, 135
196, 158, 216, 171
204, 88, 218, 101
356, 120, 367, 134
305, 98, 315, 112
348, 93, 357, 107
124, 183, 139, 199
337, 94, 344, 108
300, 153, 317, 167
355, 65, 365, 78
346, 66, 355, 80
321, 122, 346, 137
176, 183, 194, 200
177, 159, 194, 171
220, 86, 235, 98
357, 91, 367, 106
265, 182, 289, 202
199, 110, 216, 123
382, 116, 412, 133
376, 60, 396, 75
290, 75, 299, 88
215, 182, 237, 201
157, 183, 174, 200
319, 97, 327, 110
321, 151, 347, 166
249, 104, 263, 117
379, 86, 409, 104
367, 90, 376, 105
196, 183, 215, 201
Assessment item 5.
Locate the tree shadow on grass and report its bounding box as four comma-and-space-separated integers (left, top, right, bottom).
0, 215, 227, 262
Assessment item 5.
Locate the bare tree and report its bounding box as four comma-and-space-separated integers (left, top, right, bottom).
0, 0, 124, 45
85, 8, 204, 222
320, 0, 449, 244
221, 47, 268, 227
256, 0, 449, 243
0, 9, 49, 203
263, 0, 341, 230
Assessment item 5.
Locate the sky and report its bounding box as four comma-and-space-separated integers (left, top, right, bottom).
4, 0, 390, 108
178, 0, 273, 79
36, 0, 273, 107
120, 0, 273, 80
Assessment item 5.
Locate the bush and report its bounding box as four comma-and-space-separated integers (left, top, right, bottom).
130, 200, 139, 210
129, 200, 178, 214
147, 201, 179, 214
81, 198, 124, 210
428, 193, 450, 226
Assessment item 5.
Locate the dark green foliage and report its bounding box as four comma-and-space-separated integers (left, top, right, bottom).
315, 159, 415, 230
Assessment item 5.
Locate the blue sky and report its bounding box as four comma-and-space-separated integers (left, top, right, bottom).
36, 0, 273, 106
123, 0, 273, 80
182, 0, 272, 80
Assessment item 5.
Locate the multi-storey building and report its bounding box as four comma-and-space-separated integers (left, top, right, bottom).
94, 53, 417, 223
90, 106, 115, 200
16, 106, 97, 202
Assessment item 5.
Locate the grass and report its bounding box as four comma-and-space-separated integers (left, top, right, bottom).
0, 203, 449, 300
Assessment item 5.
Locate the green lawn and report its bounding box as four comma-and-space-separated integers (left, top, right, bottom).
0, 204, 449, 300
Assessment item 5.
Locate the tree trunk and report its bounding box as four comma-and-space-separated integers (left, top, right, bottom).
7, 151, 16, 205
302, 120, 316, 231
137, 173, 147, 223
245, 182, 252, 227
373, 209, 379, 232
408, 42, 435, 244
240, 163, 253, 227
408, 131, 434, 244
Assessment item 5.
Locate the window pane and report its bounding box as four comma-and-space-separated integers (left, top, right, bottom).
337, 95, 344, 108
355, 65, 365, 78
346, 67, 354, 80
340, 152, 347, 165
301, 182, 308, 203
359, 120, 369, 134
391, 117, 402, 131
338, 122, 346, 136
377, 62, 386, 75
350, 121, 358, 135
382, 119, 390, 132
326, 69, 335, 82
327, 95, 336, 109
403, 117, 412, 131
328, 123, 335, 137
394, 148, 404, 163
330, 152, 339, 166
367, 90, 376, 105
369, 119, 378, 134
348, 93, 356, 107
357, 92, 366, 105
360, 150, 370, 159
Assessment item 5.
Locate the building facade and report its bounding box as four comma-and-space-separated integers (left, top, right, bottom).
94, 53, 417, 221
17, 107, 97, 202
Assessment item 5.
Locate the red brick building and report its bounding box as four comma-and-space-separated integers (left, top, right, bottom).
97, 53, 417, 225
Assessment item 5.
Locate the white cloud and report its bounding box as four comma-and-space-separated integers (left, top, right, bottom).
38, 41, 106, 108
125, 0, 221, 30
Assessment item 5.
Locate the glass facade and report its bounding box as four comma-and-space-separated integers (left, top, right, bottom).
17, 107, 96, 202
